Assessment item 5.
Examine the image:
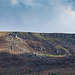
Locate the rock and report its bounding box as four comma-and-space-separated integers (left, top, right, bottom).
4, 67, 9, 71
9, 46, 13, 51
20, 48, 26, 52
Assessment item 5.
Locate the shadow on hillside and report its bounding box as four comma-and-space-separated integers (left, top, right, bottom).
0, 51, 75, 67
0, 52, 75, 74
0, 52, 25, 67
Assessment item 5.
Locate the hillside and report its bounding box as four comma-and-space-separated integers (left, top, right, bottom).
0, 32, 75, 75
1, 32, 74, 56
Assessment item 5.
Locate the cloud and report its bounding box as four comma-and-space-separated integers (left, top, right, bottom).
10, 0, 37, 6
67, 5, 75, 16
1, 0, 75, 33
11, 0, 18, 5
20, 0, 36, 6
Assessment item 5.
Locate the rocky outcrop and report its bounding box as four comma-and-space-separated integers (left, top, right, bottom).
0, 32, 75, 56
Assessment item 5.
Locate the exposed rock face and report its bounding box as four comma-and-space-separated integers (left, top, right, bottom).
43, 33, 75, 38
17, 32, 75, 56
0, 32, 75, 56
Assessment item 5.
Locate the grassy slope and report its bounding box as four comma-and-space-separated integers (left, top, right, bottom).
0, 32, 74, 57
16, 32, 75, 57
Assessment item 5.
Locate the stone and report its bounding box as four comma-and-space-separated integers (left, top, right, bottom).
4, 67, 9, 71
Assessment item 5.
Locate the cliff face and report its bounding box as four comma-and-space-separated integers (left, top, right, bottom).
0, 32, 75, 56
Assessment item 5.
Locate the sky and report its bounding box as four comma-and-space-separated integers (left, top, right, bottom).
0, 0, 75, 33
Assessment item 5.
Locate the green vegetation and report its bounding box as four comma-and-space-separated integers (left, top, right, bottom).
42, 73, 43, 75
34, 33, 46, 40
62, 47, 71, 56
67, 72, 70, 75
29, 69, 32, 73
0, 74, 2, 75
38, 70, 41, 73
37, 63, 40, 67
55, 46, 60, 49
55, 46, 71, 56
41, 53, 66, 57
51, 73, 59, 75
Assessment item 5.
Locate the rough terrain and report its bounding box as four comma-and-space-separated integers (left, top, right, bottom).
0, 32, 75, 75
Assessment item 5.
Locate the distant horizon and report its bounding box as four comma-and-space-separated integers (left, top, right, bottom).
0, 0, 75, 33
0, 31, 75, 34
